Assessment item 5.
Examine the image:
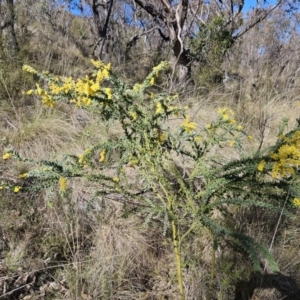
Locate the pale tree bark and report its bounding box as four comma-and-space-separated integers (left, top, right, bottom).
133, 0, 191, 82
90, 0, 114, 61
2, 0, 19, 58
132, 0, 286, 85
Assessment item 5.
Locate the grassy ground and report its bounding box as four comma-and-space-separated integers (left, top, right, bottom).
1, 15, 300, 295
1, 70, 300, 300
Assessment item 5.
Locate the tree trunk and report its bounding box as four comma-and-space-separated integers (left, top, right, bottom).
133, 0, 191, 84
4, 0, 18, 58
91, 0, 113, 61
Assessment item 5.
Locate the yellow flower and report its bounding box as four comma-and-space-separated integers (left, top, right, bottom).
218, 107, 235, 122
36, 83, 43, 95
194, 136, 202, 142
27, 89, 33, 95
222, 113, 229, 121
218, 107, 227, 114
22, 65, 37, 74
293, 198, 300, 207
78, 153, 85, 164
14, 186, 21, 193
149, 77, 155, 85
257, 160, 266, 172
206, 124, 212, 129
128, 156, 138, 167
229, 140, 235, 147
130, 111, 138, 120
156, 102, 163, 114
90, 59, 103, 68
181, 115, 197, 134
105, 88, 112, 100
133, 83, 141, 92
90, 60, 111, 72
159, 132, 168, 143
102, 68, 109, 79
113, 177, 119, 183
105, 63, 111, 71
59, 177, 67, 193
41, 95, 55, 107
82, 97, 91, 106
152, 61, 168, 76
237, 125, 243, 131
95, 69, 109, 83
248, 135, 253, 141
90, 82, 100, 92
3, 153, 10, 160
269, 142, 300, 179
19, 173, 28, 179
99, 150, 106, 162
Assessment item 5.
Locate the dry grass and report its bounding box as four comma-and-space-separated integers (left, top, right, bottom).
1, 7, 300, 297
1, 60, 300, 300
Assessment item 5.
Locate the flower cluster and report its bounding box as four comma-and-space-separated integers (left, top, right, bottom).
181, 115, 198, 134
206, 107, 243, 132
59, 177, 67, 193
293, 198, 300, 207
270, 130, 300, 178
23, 60, 112, 108
217, 107, 236, 124
3, 153, 10, 160
204, 107, 248, 149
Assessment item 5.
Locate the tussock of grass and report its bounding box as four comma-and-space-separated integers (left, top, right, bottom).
3, 105, 78, 159
81, 216, 174, 299
1, 56, 300, 300
0, 82, 300, 299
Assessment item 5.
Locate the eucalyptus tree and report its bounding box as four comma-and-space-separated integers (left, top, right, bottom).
62, 0, 289, 85
127, 0, 285, 83
221, 1, 300, 95
0, 0, 19, 58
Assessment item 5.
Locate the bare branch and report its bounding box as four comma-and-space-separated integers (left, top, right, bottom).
133, 0, 166, 21
161, 0, 172, 13
234, 1, 282, 39
126, 26, 159, 51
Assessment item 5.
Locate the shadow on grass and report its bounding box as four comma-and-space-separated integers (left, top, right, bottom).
234, 272, 300, 300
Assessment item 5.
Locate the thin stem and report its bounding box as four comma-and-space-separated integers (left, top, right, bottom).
171, 218, 185, 300
159, 181, 185, 300
210, 247, 216, 291
180, 222, 196, 243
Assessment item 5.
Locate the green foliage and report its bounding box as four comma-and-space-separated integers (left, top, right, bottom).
189, 16, 235, 85
2, 61, 300, 298
190, 17, 234, 61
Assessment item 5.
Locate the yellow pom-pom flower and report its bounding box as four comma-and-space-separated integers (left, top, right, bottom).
19, 173, 28, 179
22, 65, 37, 74
59, 177, 67, 193
3, 153, 10, 160
181, 115, 197, 134
257, 160, 266, 172
14, 186, 21, 193
292, 198, 300, 207
99, 150, 106, 162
